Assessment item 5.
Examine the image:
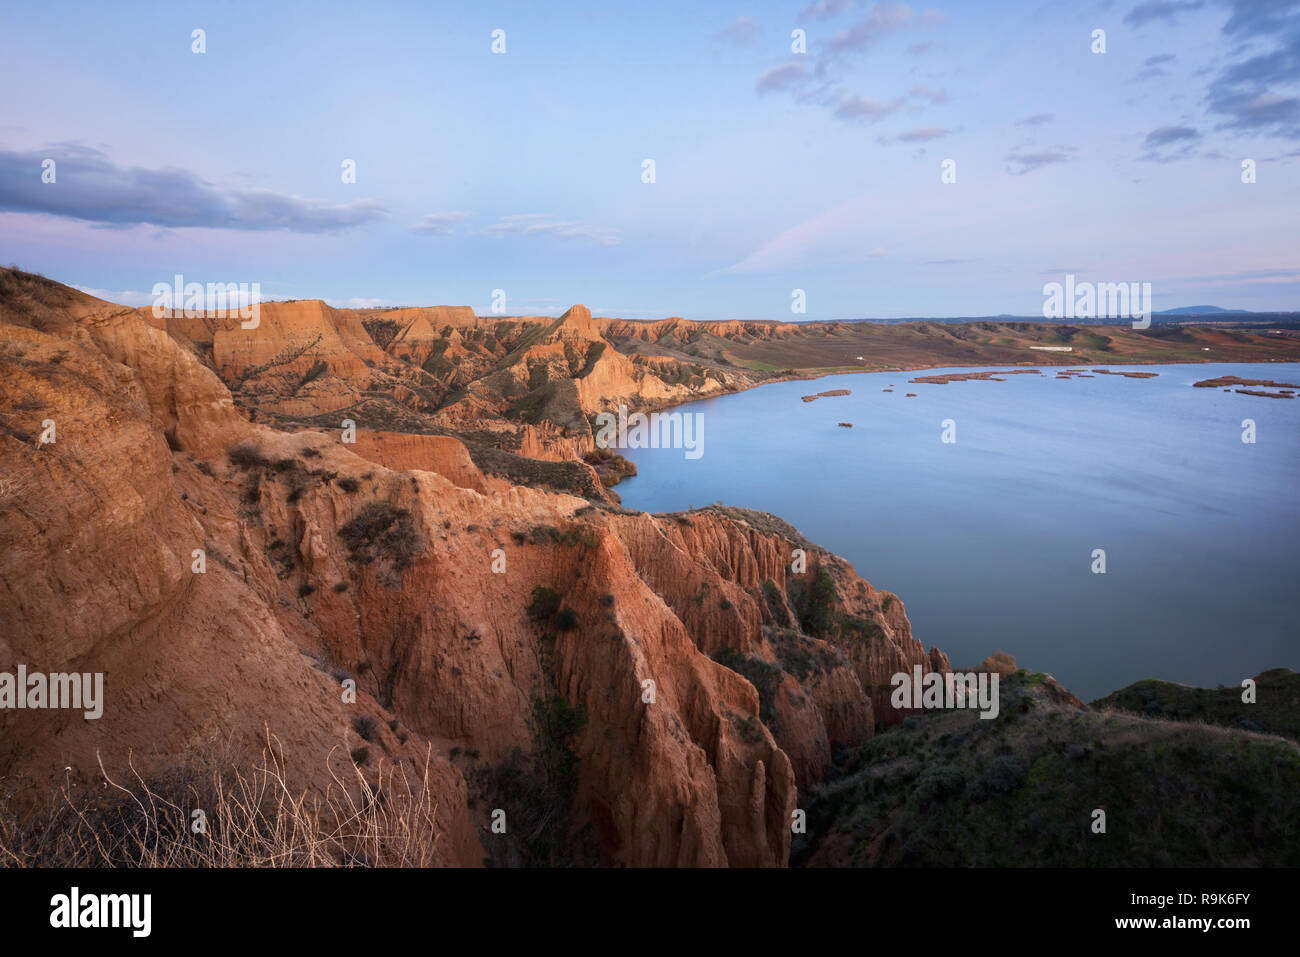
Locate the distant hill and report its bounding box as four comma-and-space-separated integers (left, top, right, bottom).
1157, 305, 1255, 315
839, 306, 1295, 324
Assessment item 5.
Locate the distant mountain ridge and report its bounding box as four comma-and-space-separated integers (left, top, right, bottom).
1156, 305, 1255, 315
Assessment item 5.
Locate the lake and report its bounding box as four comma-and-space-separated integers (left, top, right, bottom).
615, 362, 1300, 701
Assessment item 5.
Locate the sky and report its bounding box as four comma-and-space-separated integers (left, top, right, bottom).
1, 0, 1298, 320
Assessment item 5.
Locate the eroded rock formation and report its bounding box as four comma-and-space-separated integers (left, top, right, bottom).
0, 270, 950, 867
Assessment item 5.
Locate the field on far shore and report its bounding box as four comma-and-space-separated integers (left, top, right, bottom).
681, 320, 1300, 374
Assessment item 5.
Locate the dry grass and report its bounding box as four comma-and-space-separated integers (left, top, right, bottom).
0, 473, 30, 507
0, 730, 442, 868
0, 266, 83, 332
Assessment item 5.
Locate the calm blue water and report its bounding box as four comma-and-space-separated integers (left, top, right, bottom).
616, 363, 1300, 701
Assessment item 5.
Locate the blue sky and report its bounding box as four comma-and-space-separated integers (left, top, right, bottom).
1, 0, 1297, 319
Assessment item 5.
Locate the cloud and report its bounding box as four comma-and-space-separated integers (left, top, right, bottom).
77, 283, 275, 309
832, 82, 948, 126
1220, 0, 1299, 39
715, 17, 759, 45
0, 147, 388, 232
1204, 3, 1300, 139
1015, 113, 1055, 127
1144, 125, 1200, 147
825, 3, 918, 58
1141, 125, 1201, 161
71, 285, 156, 306
907, 41, 934, 55
1209, 90, 1300, 136
925, 258, 973, 265
906, 83, 948, 104
411, 211, 473, 235
481, 214, 621, 247
754, 3, 946, 128
756, 63, 808, 94
834, 95, 903, 122
1123, 1, 1204, 28
1188, 267, 1300, 286
1004, 145, 1078, 175
1134, 52, 1178, 80
894, 126, 951, 141
800, 0, 853, 19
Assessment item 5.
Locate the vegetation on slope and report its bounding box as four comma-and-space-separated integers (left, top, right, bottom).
1095, 669, 1300, 741
794, 672, 1300, 867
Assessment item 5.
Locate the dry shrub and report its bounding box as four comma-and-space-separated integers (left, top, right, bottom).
979, 650, 1018, 676
0, 730, 441, 868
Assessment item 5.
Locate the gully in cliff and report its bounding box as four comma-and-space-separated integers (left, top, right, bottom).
593, 403, 704, 460
890, 665, 999, 719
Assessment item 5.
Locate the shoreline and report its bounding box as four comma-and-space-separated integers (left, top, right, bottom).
633, 354, 1300, 417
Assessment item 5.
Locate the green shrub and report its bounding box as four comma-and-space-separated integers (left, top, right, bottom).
731, 714, 762, 744
843, 616, 885, 644
798, 568, 838, 637
352, 715, 378, 742
525, 524, 559, 545
298, 359, 328, 390
777, 645, 813, 681
915, 765, 965, 804
532, 696, 588, 801
339, 502, 423, 572
227, 443, 271, 470
714, 648, 782, 724
286, 471, 313, 503
760, 579, 791, 627
526, 586, 562, 620
973, 754, 1026, 798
